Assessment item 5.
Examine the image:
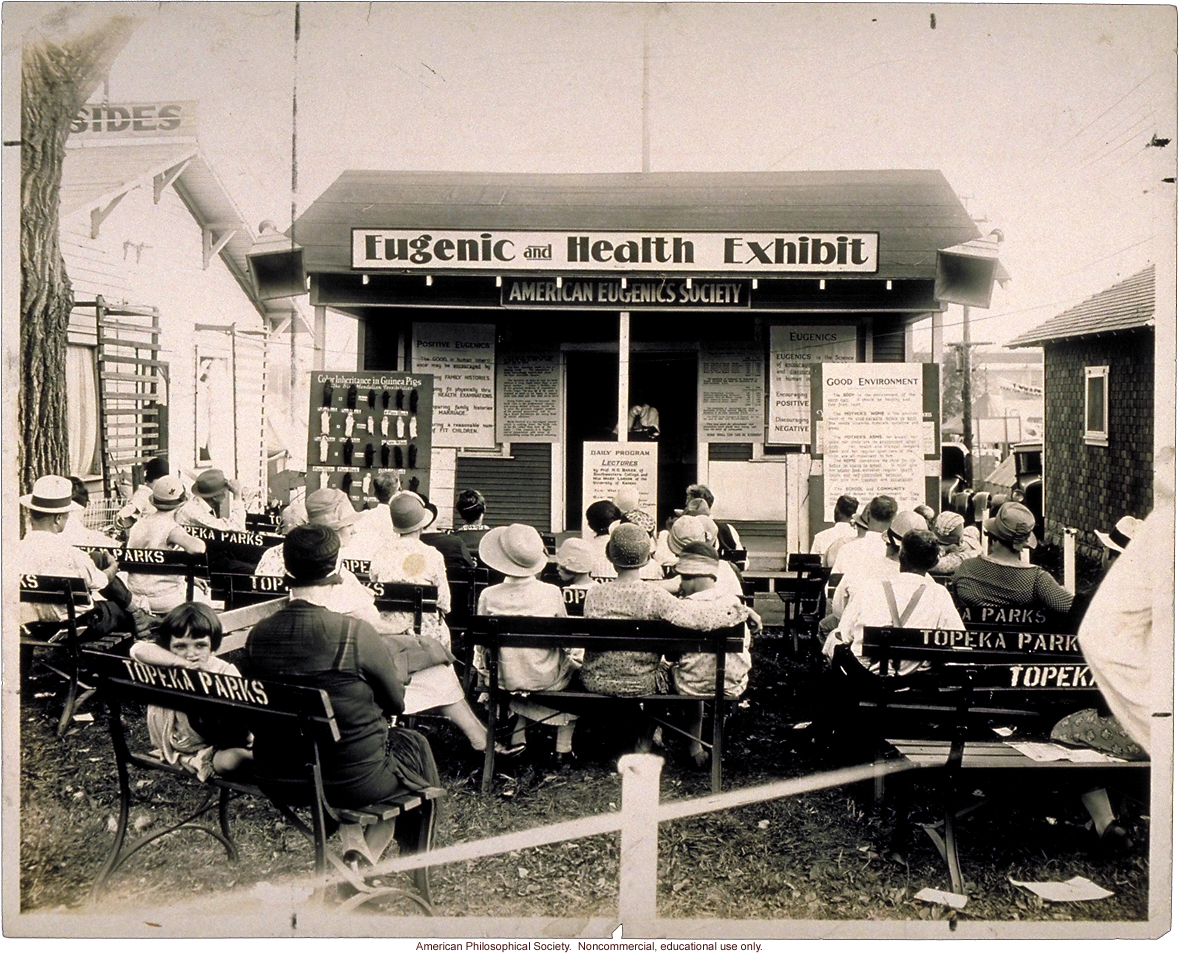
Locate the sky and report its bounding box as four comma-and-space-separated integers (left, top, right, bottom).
6, 1, 1177, 346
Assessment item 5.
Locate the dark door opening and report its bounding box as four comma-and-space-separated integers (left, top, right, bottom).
564, 351, 619, 529
564, 350, 697, 530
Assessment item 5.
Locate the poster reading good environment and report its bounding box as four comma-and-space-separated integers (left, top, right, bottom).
768, 325, 856, 444
306, 371, 433, 508
496, 348, 561, 442
582, 442, 658, 535
698, 343, 764, 442
412, 322, 496, 448
817, 362, 926, 514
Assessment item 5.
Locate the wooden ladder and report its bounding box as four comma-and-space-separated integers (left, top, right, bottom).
87, 295, 166, 501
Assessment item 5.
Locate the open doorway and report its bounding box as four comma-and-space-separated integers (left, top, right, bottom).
563, 349, 697, 530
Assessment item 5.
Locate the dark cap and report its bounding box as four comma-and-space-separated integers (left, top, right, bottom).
283, 524, 342, 586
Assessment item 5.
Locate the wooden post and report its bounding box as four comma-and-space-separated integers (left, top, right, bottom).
1063, 527, 1077, 592
617, 753, 662, 929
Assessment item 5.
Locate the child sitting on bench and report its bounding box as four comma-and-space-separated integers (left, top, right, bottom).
129, 602, 253, 782
477, 524, 579, 766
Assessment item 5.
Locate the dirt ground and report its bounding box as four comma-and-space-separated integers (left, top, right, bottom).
17, 630, 1152, 927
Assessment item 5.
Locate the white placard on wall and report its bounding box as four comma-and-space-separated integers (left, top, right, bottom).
411, 322, 495, 448
769, 325, 856, 444
581, 442, 658, 535
698, 343, 764, 442
821, 362, 926, 514
497, 348, 561, 443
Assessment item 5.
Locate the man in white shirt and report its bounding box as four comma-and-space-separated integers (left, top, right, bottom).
353, 472, 399, 554
18, 475, 149, 637
830, 509, 929, 616
829, 496, 897, 577
825, 528, 964, 674
176, 469, 247, 531
810, 494, 860, 559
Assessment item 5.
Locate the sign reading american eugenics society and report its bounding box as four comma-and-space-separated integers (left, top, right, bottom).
411, 323, 496, 448
768, 325, 857, 443
353, 229, 879, 273
814, 363, 932, 514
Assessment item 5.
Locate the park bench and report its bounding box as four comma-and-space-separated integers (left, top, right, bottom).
774, 554, 831, 656
116, 547, 210, 604
185, 526, 284, 575
245, 512, 281, 534
81, 648, 446, 913
20, 574, 101, 735
209, 572, 289, 609
852, 623, 1150, 894
469, 615, 746, 794
445, 564, 491, 691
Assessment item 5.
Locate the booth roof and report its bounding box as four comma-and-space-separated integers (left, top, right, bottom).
292, 169, 980, 279
1007, 264, 1156, 347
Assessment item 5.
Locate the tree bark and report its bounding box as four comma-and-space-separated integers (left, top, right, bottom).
20, 16, 137, 495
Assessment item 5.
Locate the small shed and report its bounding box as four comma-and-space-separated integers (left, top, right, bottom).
1007, 265, 1155, 559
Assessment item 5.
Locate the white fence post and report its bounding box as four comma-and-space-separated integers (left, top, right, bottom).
617, 753, 663, 930
1063, 527, 1077, 592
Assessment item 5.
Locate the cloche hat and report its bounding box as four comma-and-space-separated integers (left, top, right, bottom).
984, 501, 1038, 548
389, 491, 436, 534
479, 524, 549, 577
555, 537, 596, 574
606, 523, 653, 569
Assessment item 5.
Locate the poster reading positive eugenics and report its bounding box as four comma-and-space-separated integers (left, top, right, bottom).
306, 371, 434, 509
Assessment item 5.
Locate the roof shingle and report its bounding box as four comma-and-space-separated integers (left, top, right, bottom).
1007, 266, 1155, 346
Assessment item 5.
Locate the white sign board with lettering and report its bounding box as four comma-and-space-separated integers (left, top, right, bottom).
698, 343, 764, 442
820, 363, 926, 514
582, 442, 658, 535
496, 348, 561, 443
769, 325, 856, 444
411, 323, 495, 448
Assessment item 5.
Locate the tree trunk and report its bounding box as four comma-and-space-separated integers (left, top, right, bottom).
19, 16, 137, 495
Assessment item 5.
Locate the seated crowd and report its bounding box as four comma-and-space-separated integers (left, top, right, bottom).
20, 459, 1150, 866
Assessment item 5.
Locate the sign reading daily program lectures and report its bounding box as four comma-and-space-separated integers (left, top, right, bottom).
768, 325, 856, 444
582, 442, 658, 535
497, 348, 561, 442
412, 323, 495, 448
817, 363, 926, 514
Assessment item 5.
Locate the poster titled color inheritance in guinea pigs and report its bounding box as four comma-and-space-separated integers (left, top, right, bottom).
306, 371, 434, 508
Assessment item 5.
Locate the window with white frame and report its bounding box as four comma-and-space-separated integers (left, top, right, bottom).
1084, 365, 1109, 446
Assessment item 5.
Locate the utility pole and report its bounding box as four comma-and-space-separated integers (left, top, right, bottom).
961, 304, 973, 488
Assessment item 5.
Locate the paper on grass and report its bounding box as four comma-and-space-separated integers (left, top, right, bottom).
914, 887, 969, 909
1007, 741, 1122, 763
1009, 875, 1113, 902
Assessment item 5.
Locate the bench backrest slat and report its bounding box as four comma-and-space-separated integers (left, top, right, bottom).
862, 625, 1093, 691
470, 615, 745, 653
82, 649, 340, 740
209, 572, 289, 605
118, 548, 210, 577
957, 605, 1076, 634
19, 574, 91, 606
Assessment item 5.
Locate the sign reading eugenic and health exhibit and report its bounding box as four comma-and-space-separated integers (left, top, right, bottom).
354, 229, 879, 273
496, 348, 561, 443
698, 343, 764, 442
816, 363, 927, 514
768, 325, 856, 444
582, 442, 658, 535
411, 323, 495, 448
